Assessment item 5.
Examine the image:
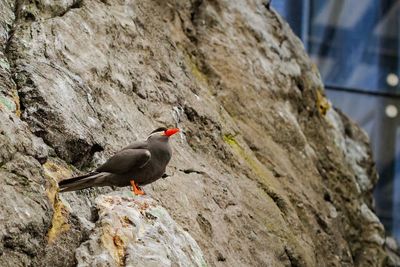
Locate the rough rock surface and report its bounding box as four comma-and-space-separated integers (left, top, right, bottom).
75, 194, 206, 267
0, 0, 398, 266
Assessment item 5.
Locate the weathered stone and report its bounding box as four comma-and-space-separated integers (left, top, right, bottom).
75, 194, 206, 267
0, 0, 398, 266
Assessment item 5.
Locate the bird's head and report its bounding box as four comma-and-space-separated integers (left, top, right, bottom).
147, 127, 180, 142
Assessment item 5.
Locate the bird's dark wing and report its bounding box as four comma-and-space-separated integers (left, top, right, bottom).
121, 141, 148, 151
96, 149, 151, 174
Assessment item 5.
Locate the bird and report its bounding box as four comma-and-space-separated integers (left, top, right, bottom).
58, 127, 180, 195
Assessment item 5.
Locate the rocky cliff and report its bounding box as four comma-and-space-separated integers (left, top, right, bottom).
0, 0, 396, 266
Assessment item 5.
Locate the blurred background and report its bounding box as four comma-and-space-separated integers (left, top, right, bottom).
273, 0, 400, 243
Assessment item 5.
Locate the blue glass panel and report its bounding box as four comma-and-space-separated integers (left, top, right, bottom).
273, 0, 400, 243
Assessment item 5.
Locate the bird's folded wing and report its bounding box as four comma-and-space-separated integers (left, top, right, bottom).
121, 141, 148, 150
96, 149, 151, 174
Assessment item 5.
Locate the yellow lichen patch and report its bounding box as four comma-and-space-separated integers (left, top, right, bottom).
43, 158, 74, 182
316, 89, 330, 116
11, 90, 21, 117
101, 226, 127, 266
47, 198, 70, 244
43, 159, 75, 244
113, 235, 126, 266
43, 158, 74, 203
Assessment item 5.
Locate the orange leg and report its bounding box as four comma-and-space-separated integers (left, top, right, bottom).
130, 180, 145, 195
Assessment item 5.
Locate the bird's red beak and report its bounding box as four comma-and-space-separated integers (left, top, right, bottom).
164, 128, 180, 137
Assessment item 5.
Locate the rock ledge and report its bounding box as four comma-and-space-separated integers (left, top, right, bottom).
76, 194, 206, 267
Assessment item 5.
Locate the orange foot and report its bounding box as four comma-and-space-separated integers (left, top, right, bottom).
130, 180, 145, 196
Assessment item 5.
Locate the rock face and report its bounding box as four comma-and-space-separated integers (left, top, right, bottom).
0, 0, 396, 266
75, 194, 206, 267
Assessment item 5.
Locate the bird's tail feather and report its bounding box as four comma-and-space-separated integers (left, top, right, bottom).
58, 172, 109, 192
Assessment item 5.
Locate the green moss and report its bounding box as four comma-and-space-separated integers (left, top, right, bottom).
223, 134, 270, 183
222, 134, 238, 146
0, 95, 16, 112
223, 134, 309, 263
0, 91, 20, 117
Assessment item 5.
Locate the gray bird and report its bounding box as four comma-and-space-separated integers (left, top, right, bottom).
58, 127, 180, 195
